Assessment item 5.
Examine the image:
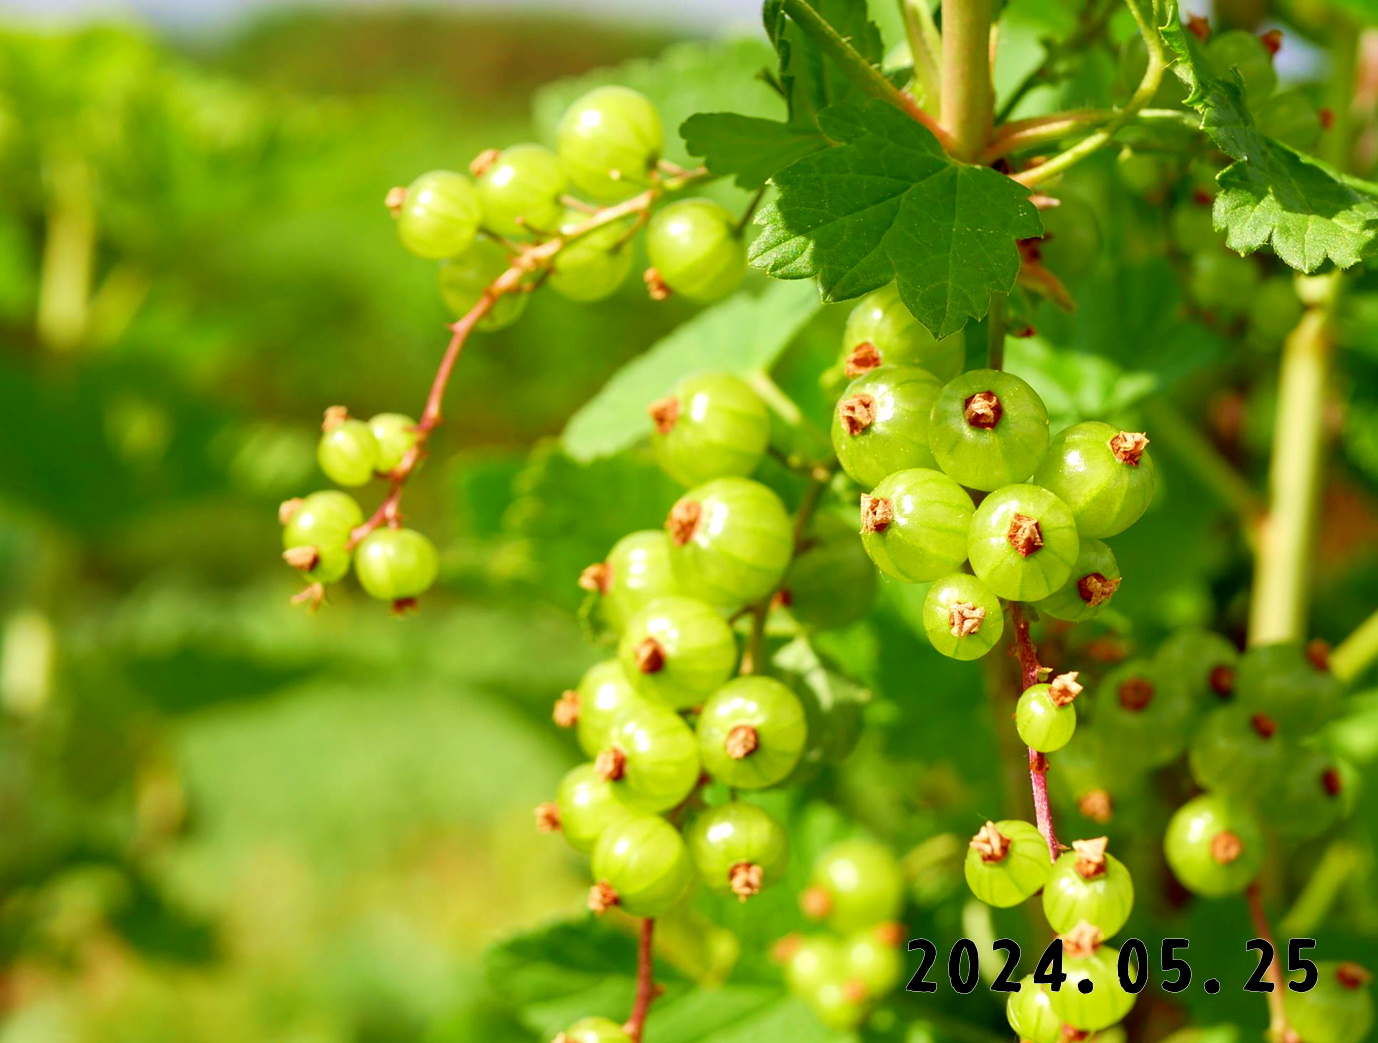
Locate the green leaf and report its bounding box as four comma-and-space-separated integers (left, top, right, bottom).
560, 280, 822, 462
680, 112, 823, 190
1161, 5, 1378, 272
749, 99, 1042, 337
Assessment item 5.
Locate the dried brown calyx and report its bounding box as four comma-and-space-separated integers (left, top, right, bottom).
729, 862, 764, 901
290, 582, 327, 612
844, 342, 883, 377
1007, 513, 1044, 557
949, 602, 986, 638
1210, 830, 1244, 865
594, 747, 627, 782
725, 724, 759, 760
1072, 836, 1110, 879
648, 396, 680, 434
1060, 1029, 1091, 1043
841, 980, 870, 1004
322, 405, 350, 432
1251, 713, 1278, 739
1078, 789, 1114, 824
770, 934, 803, 963
838, 393, 878, 436
552, 690, 580, 728
469, 147, 501, 177
1077, 572, 1121, 606
282, 545, 320, 572
1049, 671, 1083, 706
1109, 431, 1150, 466
666, 499, 702, 545
588, 881, 618, 915
1186, 13, 1210, 41
1336, 962, 1372, 989
970, 821, 1011, 863
800, 885, 832, 920
964, 391, 1003, 429
1118, 677, 1154, 711
278, 497, 305, 525
1209, 664, 1236, 697
860, 494, 894, 534
1061, 921, 1104, 960
644, 267, 671, 301
578, 562, 611, 595
534, 802, 561, 833
1306, 638, 1332, 672
1323, 767, 1344, 796
634, 637, 666, 674
873, 922, 904, 947
384, 186, 407, 215
1259, 28, 1283, 55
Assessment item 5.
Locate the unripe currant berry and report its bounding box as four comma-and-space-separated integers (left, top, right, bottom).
804, 839, 905, 932
366, 413, 420, 475
475, 143, 566, 238
281, 490, 363, 584
393, 170, 481, 259
1206, 29, 1278, 101
1006, 977, 1061, 1043
1032, 422, 1155, 538
1255, 91, 1323, 151
782, 935, 843, 996
597, 701, 701, 812
617, 595, 737, 709
557, 85, 663, 202
1050, 924, 1136, 1032
841, 283, 964, 383
1170, 200, 1219, 254
1048, 723, 1144, 825
1187, 705, 1287, 797
1094, 660, 1196, 769
553, 762, 634, 853
565, 659, 645, 757
1034, 538, 1121, 622
589, 812, 693, 918
1248, 276, 1306, 349
967, 484, 1080, 602
354, 528, 439, 604
1154, 627, 1239, 705
317, 408, 380, 487
696, 675, 807, 788
964, 820, 1050, 908
928, 369, 1050, 491
840, 924, 905, 1001
549, 209, 635, 302
580, 530, 682, 634
556, 1016, 634, 1043
666, 478, 793, 609
780, 512, 877, 630
831, 365, 942, 487
1164, 793, 1264, 897
438, 238, 527, 330
684, 800, 788, 900
1267, 746, 1349, 839
808, 981, 868, 1032
1235, 641, 1344, 734
1285, 961, 1374, 1043
1042, 836, 1134, 936
648, 373, 769, 487
645, 198, 746, 302
858, 468, 973, 583
922, 572, 1004, 660
1189, 251, 1261, 316
1116, 146, 1179, 199
1016, 672, 1082, 753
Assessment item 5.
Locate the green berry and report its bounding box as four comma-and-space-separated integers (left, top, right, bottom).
394, 170, 481, 259
859, 468, 973, 583
1248, 277, 1305, 348
1116, 147, 1179, 199
841, 925, 904, 1000
1007, 978, 1061, 1043
1187, 705, 1287, 797
281, 490, 362, 584
1094, 660, 1195, 769
1048, 723, 1144, 824
1267, 746, 1348, 839
808, 981, 868, 1031
781, 511, 877, 630
1207, 29, 1277, 102
1043, 838, 1134, 936
571, 659, 645, 758
554, 763, 634, 853
666, 478, 793, 609
1035, 538, 1121, 622
599, 701, 701, 813
1189, 251, 1261, 315
1235, 642, 1344, 733
1016, 677, 1080, 753
1153, 628, 1239, 705
354, 528, 439, 602
649, 373, 769, 487
696, 676, 807, 788
549, 208, 634, 302
922, 572, 1004, 660
590, 812, 693, 917
1050, 937, 1136, 1032
367, 413, 419, 474
968, 484, 1079, 601
685, 800, 788, 899
646, 198, 745, 302
841, 283, 964, 383
928, 370, 1050, 491
317, 414, 379, 487
617, 596, 737, 709
1170, 201, 1220, 254
438, 237, 526, 330
1256, 91, 1323, 150
784, 936, 843, 996
964, 820, 1051, 908
831, 365, 942, 487
558, 1016, 634, 1043
1163, 793, 1264, 897
475, 143, 565, 238
805, 839, 905, 932
1033, 422, 1155, 538
1285, 962, 1374, 1043
557, 85, 663, 202
586, 530, 682, 634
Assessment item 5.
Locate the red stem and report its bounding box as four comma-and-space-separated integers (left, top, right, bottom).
1010, 603, 1061, 861
1246, 883, 1293, 1040
624, 918, 657, 1042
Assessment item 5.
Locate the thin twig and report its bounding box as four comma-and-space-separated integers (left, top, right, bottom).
623, 918, 657, 1042
1245, 883, 1293, 1041
900, 0, 943, 107
1010, 603, 1060, 861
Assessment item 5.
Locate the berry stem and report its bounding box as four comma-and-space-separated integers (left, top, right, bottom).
624, 917, 657, 1043
940, 0, 995, 162
1010, 602, 1061, 861
985, 108, 1198, 161
1331, 606, 1378, 683
1245, 882, 1293, 1041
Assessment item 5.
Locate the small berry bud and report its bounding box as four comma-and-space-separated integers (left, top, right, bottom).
594, 746, 627, 782
283, 545, 321, 572
1079, 789, 1114, 823
874, 922, 904, 947
1259, 29, 1282, 55
588, 881, 618, 915
1250, 713, 1278, 739
970, 821, 1011, 863
1062, 921, 1104, 959
1209, 664, 1236, 697
634, 637, 666, 674
800, 885, 832, 920
964, 391, 1003, 429
841, 980, 869, 1004
1186, 14, 1210, 41
1336, 963, 1372, 989
1305, 639, 1331, 671
1118, 677, 1154, 711
278, 497, 305, 525
384, 186, 407, 216
1323, 767, 1343, 796
322, 405, 350, 432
